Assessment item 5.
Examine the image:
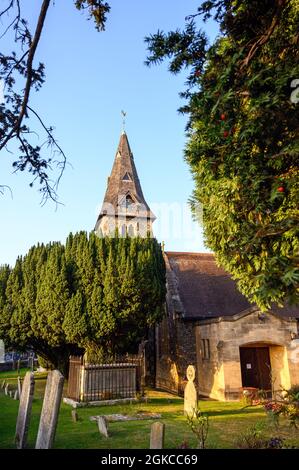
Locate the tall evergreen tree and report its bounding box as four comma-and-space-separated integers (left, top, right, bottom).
0, 233, 166, 372
145, 0, 299, 310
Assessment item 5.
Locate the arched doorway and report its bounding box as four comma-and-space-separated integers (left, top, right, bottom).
240, 345, 271, 391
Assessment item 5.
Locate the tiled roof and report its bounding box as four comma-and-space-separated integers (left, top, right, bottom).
165, 251, 299, 320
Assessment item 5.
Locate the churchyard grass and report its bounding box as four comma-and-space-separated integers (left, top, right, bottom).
0, 370, 298, 449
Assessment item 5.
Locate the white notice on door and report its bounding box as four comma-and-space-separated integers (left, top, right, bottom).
246, 363, 252, 369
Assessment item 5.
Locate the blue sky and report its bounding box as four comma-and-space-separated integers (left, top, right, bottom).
0, 1, 219, 266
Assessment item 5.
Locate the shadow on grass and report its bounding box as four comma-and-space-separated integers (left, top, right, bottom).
206, 406, 264, 417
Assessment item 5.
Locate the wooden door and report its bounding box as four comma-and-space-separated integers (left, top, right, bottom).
240, 347, 271, 391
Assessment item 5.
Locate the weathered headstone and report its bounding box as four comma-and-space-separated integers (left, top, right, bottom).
15, 372, 35, 449
4, 384, 9, 395
9, 390, 14, 398
14, 390, 19, 400
150, 422, 165, 449
35, 370, 64, 449
71, 410, 78, 423
0, 339, 5, 363
28, 356, 34, 371
17, 377, 22, 398
97, 416, 109, 438
184, 365, 198, 417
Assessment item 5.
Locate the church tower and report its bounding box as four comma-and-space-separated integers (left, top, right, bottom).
94, 131, 156, 237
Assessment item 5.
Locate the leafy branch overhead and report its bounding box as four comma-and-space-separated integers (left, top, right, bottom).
145, 0, 299, 309
0, 0, 111, 203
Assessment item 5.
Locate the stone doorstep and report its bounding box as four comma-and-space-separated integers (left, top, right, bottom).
63, 397, 147, 408
90, 412, 162, 423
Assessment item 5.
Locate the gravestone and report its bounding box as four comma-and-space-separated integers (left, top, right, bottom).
97, 416, 109, 438
71, 410, 78, 423
2, 379, 6, 389
15, 372, 35, 449
9, 390, 13, 398
35, 370, 64, 449
184, 365, 198, 417
150, 422, 165, 449
28, 356, 34, 371
5, 384, 9, 395
17, 377, 22, 398
14, 390, 19, 400
0, 340, 5, 363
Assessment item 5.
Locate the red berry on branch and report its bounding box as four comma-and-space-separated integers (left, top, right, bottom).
277, 187, 284, 192
220, 113, 226, 121
223, 130, 229, 138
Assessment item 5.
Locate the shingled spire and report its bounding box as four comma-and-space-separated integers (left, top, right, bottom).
94, 131, 156, 237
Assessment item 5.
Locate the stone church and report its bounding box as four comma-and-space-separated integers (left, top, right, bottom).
96, 131, 299, 401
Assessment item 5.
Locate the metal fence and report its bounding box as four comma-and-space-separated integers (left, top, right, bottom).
67, 354, 144, 402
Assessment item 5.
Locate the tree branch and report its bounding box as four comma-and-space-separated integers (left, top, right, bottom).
27, 105, 66, 189
0, 0, 50, 151
240, 0, 288, 69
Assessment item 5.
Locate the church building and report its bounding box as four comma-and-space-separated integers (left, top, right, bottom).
95, 131, 299, 401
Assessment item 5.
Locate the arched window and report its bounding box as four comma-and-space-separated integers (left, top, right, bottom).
121, 224, 126, 237
128, 224, 134, 237
120, 194, 134, 208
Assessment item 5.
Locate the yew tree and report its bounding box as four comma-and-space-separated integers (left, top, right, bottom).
0, 233, 166, 372
146, 0, 299, 310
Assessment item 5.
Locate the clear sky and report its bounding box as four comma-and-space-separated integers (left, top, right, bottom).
0, 1, 219, 266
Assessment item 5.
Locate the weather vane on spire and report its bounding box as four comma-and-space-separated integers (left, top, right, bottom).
121, 110, 127, 133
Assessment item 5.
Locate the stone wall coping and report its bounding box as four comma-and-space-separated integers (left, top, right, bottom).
194, 306, 297, 326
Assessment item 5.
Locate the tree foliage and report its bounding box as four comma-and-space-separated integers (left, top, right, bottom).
0, 233, 166, 372
145, 0, 299, 310
0, 0, 111, 202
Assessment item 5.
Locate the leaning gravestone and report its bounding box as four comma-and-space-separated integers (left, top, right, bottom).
17, 377, 22, 398
14, 390, 19, 400
97, 416, 109, 438
184, 365, 198, 417
71, 410, 78, 423
5, 384, 10, 396
15, 372, 35, 449
35, 370, 64, 449
150, 422, 165, 449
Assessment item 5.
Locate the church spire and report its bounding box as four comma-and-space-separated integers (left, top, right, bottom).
94, 131, 156, 237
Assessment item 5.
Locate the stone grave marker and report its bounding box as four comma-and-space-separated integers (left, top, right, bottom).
35, 370, 64, 449
97, 416, 109, 438
71, 410, 78, 422
184, 365, 198, 417
17, 377, 22, 398
1, 379, 6, 389
15, 371, 35, 449
9, 390, 13, 398
150, 422, 165, 449
5, 384, 9, 395
14, 390, 19, 400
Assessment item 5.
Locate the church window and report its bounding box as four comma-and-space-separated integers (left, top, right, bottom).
120, 194, 134, 208
201, 339, 210, 360
122, 172, 132, 181
121, 225, 126, 237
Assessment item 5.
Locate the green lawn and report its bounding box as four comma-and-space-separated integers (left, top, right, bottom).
0, 369, 298, 449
